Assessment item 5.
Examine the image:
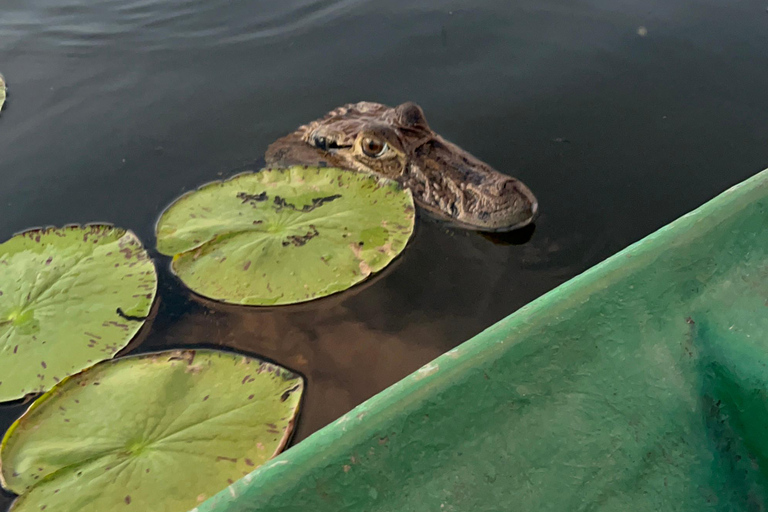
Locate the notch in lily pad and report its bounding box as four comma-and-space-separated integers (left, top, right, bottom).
0, 224, 157, 402
0, 349, 304, 512
156, 166, 415, 306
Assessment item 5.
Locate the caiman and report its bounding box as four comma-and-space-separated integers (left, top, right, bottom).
265, 101, 538, 232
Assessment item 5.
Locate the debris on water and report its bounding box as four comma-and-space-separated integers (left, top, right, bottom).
637, 26, 648, 37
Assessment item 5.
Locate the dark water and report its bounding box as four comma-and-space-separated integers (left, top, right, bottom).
1, 0, 768, 507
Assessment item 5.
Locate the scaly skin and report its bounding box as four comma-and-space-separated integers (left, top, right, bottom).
265, 101, 538, 232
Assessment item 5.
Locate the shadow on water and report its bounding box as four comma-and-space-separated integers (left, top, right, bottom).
2, 0, 768, 508
479, 223, 537, 245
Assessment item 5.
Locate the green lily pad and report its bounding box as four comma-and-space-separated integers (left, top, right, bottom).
0, 225, 157, 402
0, 349, 304, 512
0, 73, 6, 111
155, 166, 415, 305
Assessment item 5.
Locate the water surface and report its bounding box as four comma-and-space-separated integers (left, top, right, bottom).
2, 0, 768, 508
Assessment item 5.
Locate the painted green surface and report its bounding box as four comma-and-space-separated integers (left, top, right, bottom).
0, 349, 304, 512
156, 166, 415, 306
0, 225, 156, 402
197, 168, 768, 512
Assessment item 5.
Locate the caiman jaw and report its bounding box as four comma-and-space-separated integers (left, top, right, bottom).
403, 136, 538, 232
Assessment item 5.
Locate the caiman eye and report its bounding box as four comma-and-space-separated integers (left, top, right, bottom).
361, 137, 387, 157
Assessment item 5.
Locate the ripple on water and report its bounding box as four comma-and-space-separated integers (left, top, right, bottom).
0, 0, 369, 53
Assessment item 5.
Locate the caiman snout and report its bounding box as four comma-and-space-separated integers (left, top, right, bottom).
414, 136, 538, 232
449, 173, 538, 232
495, 177, 538, 227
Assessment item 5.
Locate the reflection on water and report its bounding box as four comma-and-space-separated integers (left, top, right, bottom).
2, 0, 768, 508
159, 299, 450, 443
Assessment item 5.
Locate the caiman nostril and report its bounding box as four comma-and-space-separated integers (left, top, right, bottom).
529, 199, 539, 217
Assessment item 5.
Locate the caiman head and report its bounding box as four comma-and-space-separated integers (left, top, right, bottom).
265, 101, 538, 232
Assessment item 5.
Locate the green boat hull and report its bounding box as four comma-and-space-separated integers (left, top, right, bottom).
197, 168, 768, 512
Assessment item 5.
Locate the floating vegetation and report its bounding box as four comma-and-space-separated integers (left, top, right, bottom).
0, 349, 304, 512
156, 166, 415, 306
0, 225, 157, 402
0, 73, 6, 111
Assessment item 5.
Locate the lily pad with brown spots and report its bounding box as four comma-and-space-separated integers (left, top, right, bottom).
0, 349, 304, 512
155, 166, 415, 305
0, 225, 156, 402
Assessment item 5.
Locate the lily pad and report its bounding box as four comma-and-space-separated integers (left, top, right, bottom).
156, 166, 415, 305
0, 349, 304, 512
0, 73, 6, 111
0, 225, 157, 402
